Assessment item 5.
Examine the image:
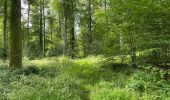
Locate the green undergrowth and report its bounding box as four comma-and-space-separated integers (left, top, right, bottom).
0, 56, 170, 100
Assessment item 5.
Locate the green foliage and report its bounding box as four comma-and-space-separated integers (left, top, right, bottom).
128, 66, 170, 99
90, 82, 138, 100
138, 48, 170, 65
0, 56, 169, 99
1, 0, 170, 99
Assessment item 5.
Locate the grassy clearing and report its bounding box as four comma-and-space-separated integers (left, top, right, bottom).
0, 56, 170, 100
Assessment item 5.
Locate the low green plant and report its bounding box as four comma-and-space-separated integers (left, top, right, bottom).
128, 66, 170, 99
89, 81, 138, 100
0, 56, 170, 100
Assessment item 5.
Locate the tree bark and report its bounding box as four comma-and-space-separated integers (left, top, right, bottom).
70, 0, 75, 58
43, 0, 45, 57
63, 0, 68, 55
88, 0, 92, 44
39, 0, 43, 56
3, 0, 7, 61
10, 0, 22, 68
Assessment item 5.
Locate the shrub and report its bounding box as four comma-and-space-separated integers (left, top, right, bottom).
128, 66, 170, 99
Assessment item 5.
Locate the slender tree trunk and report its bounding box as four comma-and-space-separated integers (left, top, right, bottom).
59, 13, 62, 38
119, 32, 124, 63
88, 0, 92, 44
25, 2, 30, 56
129, 34, 136, 67
39, 0, 43, 56
63, 13, 67, 55
51, 29, 53, 41
48, 15, 53, 41
3, 0, 7, 61
70, 0, 75, 58
83, 0, 93, 56
10, 0, 22, 68
50, 19, 53, 41
43, 0, 45, 57
63, 0, 68, 55
104, 0, 107, 10
27, 2, 30, 41
27, 3, 30, 38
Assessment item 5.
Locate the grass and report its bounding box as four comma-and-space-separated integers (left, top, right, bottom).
0, 56, 170, 100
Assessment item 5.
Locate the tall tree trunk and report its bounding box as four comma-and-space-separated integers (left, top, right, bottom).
50, 19, 53, 41
3, 0, 7, 61
63, 0, 68, 55
27, 2, 30, 41
43, 0, 45, 57
10, 0, 22, 68
26, 1, 30, 56
88, 0, 92, 44
27, 2, 30, 38
59, 13, 62, 38
70, 0, 75, 58
63, 13, 67, 55
39, 0, 43, 56
119, 32, 124, 63
83, 0, 93, 56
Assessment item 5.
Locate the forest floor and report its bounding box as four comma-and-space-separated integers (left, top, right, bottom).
0, 56, 170, 100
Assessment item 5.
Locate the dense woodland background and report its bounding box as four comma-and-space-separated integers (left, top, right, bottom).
0, 0, 170, 100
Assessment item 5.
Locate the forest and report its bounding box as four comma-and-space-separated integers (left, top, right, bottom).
0, 0, 170, 99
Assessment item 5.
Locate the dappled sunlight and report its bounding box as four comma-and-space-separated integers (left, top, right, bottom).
74, 55, 104, 67
24, 57, 58, 68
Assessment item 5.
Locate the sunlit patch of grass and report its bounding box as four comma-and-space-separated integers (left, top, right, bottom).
28, 58, 57, 67
89, 81, 139, 100
74, 55, 104, 67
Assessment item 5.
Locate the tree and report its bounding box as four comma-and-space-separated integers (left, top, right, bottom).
26, 0, 31, 55
9, 0, 22, 68
3, 0, 7, 61
43, 0, 46, 57
63, 0, 69, 55
69, 0, 75, 58
88, 0, 92, 44
39, 0, 43, 57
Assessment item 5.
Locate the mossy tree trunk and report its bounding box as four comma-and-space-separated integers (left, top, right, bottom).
9, 0, 22, 68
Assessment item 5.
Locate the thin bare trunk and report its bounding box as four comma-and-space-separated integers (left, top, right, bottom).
3, 0, 7, 60
63, 0, 68, 55
70, 0, 75, 58
39, 0, 43, 56
88, 0, 92, 44
43, 0, 45, 57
